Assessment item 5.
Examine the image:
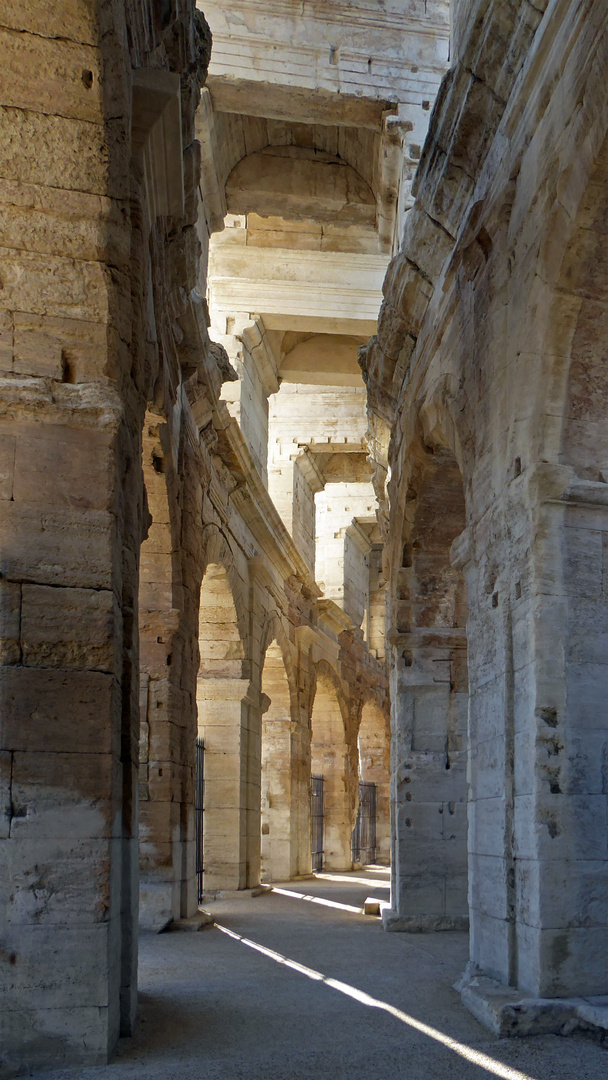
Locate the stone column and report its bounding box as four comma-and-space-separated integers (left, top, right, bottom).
197, 676, 250, 890
384, 627, 468, 930
460, 466, 608, 1030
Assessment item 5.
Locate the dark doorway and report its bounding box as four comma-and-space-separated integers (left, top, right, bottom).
352, 781, 376, 865
311, 774, 324, 871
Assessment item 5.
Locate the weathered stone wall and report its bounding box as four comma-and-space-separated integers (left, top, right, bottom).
0, 2, 395, 1072
362, 0, 608, 1027
0, 0, 213, 1070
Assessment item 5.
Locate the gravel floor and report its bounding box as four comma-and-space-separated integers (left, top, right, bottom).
33, 869, 608, 1080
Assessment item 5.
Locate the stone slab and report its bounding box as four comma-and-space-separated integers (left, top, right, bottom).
458, 970, 608, 1038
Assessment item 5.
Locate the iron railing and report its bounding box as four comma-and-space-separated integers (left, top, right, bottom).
311, 774, 324, 871
195, 737, 204, 904
352, 781, 376, 865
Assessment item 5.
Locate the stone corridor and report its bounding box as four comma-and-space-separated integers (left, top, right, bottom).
3, 0, 608, 1074
34, 872, 608, 1080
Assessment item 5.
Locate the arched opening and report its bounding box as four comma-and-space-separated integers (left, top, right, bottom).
197, 561, 248, 891
357, 701, 391, 865
260, 640, 294, 882
138, 414, 190, 930
389, 443, 469, 930
310, 667, 355, 871
226, 146, 375, 228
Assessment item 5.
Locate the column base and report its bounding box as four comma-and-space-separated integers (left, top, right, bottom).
381, 908, 469, 932
457, 968, 608, 1038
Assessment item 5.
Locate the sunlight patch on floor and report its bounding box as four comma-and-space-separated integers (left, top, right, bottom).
314, 873, 391, 890
215, 923, 538, 1080
272, 886, 364, 914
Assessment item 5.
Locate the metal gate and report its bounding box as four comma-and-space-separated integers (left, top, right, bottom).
195, 737, 204, 904
352, 781, 376, 865
311, 774, 324, 871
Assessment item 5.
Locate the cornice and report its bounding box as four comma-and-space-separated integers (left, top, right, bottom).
205, 0, 449, 38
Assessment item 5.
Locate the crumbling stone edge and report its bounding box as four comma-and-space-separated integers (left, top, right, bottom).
381, 909, 469, 933
456, 970, 608, 1039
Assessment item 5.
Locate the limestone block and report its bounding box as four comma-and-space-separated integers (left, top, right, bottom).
468, 796, 506, 858
396, 801, 443, 845
0, 920, 116, 1008
9, 751, 120, 839
0, 750, 11, 838
147, 719, 186, 765
565, 662, 608, 729
139, 800, 181, 846
468, 735, 507, 799
11, 313, 118, 381
12, 426, 114, 512
517, 857, 608, 931
20, 585, 118, 671
139, 840, 173, 872
138, 880, 174, 933
0, 184, 130, 272
514, 792, 607, 862
0, 1, 99, 45
395, 875, 445, 917
469, 907, 511, 986
0, 668, 118, 755
0, 309, 12, 371
411, 690, 451, 752
469, 676, 506, 741
0, 27, 103, 123
469, 853, 509, 921
444, 872, 469, 916
517, 921, 608, 998
0, 247, 129, 333
563, 526, 603, 597
0, 503, 116, 589
0, 433, 14, 498
0, 1002, 111, 1072
0, 579, 20, 665
2, 835, 117, 925
0, 107, 128, 199
566, 729, 608, 794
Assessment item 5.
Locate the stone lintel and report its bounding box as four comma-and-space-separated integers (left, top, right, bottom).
458, 972, 608, 1039
206, 76, 394, 131
382, 908, 469, 933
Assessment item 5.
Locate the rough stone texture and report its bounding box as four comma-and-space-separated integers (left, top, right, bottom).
1, 1, 401, 1073
360, 0, 608, 1028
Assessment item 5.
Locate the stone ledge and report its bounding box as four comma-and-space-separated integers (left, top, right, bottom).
166, 911, 215, 933
201, 885, 273, 902
381, 908, 469, 933
458, 971, 608, 1039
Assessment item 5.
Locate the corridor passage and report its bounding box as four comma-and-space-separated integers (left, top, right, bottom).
38, 871, 606, 1080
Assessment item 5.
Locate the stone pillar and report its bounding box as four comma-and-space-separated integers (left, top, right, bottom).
197, 676, 250, 890
385, 627, 468, 930
310, 673, 354, 872
0, 388, 142, 1068
0, 6, 141, 1068
261, 701, 293, 881
459, 467, 608, 1029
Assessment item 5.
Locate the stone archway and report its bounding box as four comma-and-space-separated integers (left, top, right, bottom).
138, 412, 190, 930
260, 640, 294, 882
310, 665, 355, 871
357, 700, 391, 865
197, 559, 249, 891
387, 441, 469, 931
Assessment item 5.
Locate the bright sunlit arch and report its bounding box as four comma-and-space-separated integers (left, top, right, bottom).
215, 923, 539, 1080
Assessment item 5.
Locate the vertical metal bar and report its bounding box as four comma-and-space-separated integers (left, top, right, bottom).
195, 737, 204, 904
353, 782, 376, 865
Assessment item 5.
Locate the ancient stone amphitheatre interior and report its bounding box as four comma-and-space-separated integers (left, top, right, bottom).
2, 2, 608, 1078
